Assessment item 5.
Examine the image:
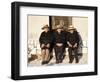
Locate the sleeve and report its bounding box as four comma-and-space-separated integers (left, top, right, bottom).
76, 32, 80, 44
63, 32, 66, 44
53, 32, 56, 44
65, 32, 68, 42
39, 32, 43, 44
49, 31, 53, 43
65, 32, 68, 46
78, 33, 83, 47
66, 32, 69, 42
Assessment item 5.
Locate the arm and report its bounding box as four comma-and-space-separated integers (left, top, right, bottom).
73, 32, 79, 48
76, 33, 80, 45
67, 41, 72, 47
66, 33, 72, 47
73, 43, 77, 48
39, 32, 43, 44
39, 33, 45, 48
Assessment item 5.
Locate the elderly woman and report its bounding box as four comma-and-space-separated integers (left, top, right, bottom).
39, 25, 52, 65
66, 25, 80, 63
53, 25, 66, 64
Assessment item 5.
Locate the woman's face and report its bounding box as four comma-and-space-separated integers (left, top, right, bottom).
57, 28, 62, 33
44, 28, 49, 32
69, 30, 74, 33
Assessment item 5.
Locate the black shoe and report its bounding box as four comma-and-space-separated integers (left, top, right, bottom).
69, 61, 73, 63
45, 61, 49, 64
48, 55, 53, 63
41, 61, 46, 65
75, 61, 79, 63
59, 60, 63, 63
56, 61, 59, 64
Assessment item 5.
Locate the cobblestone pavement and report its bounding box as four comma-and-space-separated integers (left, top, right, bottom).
28, 53, 87, 67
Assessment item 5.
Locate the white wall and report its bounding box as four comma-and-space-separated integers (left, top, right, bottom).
0, 0, 99, 82
28, 16, 49, 56
73, 17, 88, 41
72, 17, 88, 53
28, 16, 49, 41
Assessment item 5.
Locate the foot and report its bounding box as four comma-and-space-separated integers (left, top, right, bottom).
47, 55, 53, 64
59, 60, 63, 63
56, 61, 60, 64
41, 61, 46, 65
75, 61, 79, 63
69, 61, 73, 63
45, 61, 49, 64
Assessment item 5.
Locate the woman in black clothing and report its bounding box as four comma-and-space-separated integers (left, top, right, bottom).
39, 25, 52, 65
53, 25, 66, 64
66, 25, 80, 63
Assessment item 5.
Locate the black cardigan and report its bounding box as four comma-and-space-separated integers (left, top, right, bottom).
39, 31, 53, 45
66, 31, 79, 46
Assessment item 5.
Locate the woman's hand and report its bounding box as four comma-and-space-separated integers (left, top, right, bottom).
56, 43, 63, 47
41, 44, 45, 48
47, 43, 50, 48
67, 42, 72, 47
73, 43, 77, 48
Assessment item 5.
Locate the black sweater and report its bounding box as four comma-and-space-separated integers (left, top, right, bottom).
66, 31, 79, 46
39, 31, 53, 45
53, 31, 66, 44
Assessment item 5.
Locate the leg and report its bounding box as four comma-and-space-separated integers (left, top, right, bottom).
41, 49, 46, 64
45, 49, 50, 62
68, 48, 74, 63
59, 46, 64, 63
73, 48, 79, 63
54, 46, 59, 63
49, 43, 54, 57
49, 44, 53, 62
62, 47, 66, 62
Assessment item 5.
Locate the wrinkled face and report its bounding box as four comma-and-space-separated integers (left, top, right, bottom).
69, 30, 74, 33
44, 28, 49, 32
57, 28, 62, 33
